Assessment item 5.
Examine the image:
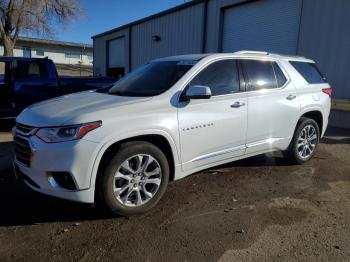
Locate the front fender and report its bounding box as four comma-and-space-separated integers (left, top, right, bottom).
87, 128, 180, 188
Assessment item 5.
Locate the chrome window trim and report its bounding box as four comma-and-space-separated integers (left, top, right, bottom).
239, 59, 291, 95
178, 57, 291, 102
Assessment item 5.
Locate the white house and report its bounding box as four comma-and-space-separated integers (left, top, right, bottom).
0, 36, 93, 66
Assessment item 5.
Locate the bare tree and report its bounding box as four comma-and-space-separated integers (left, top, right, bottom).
0, 0, 82, 56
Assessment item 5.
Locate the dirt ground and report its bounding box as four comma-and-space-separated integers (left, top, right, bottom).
0, 122, 349, 262
55, 64, 93, 77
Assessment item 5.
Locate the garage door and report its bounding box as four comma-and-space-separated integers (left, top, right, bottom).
108, 37, 126, 78
222, 0, 302, 55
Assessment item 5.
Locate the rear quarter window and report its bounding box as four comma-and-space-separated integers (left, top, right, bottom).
272, 62, 287, 87
290, 61, 325, 84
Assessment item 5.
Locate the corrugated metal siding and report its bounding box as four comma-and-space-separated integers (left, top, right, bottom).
131, 3, 204, 69
329, 110, 350, 129
290, 0, 350, 128
108, 37, 126, 68
221, 0, 302, 54
205, 0, 247, 52
93, 28, 129, 76
298, 0, 350, 100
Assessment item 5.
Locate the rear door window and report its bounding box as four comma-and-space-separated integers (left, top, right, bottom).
289, 61, 325, 84
14, 61, 48, 79
242, 60, 277, 91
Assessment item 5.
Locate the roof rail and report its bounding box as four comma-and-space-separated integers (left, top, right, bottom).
234, 50, 269, 55
285, 54, 308, 60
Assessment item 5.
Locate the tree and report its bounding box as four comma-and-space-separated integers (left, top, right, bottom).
0, 0, 82, 56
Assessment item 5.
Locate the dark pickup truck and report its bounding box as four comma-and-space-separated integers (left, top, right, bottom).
0, 57, 116, 119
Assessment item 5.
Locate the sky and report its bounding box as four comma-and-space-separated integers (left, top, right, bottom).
52, 0, 187, 45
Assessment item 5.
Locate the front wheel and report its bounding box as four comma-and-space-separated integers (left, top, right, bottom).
284, 117, 320, 164
97, 141, 169, 216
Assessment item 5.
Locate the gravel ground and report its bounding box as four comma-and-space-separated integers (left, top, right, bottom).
0, 125, 349, 262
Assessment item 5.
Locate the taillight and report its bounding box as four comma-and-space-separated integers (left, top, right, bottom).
322, 87, 332, 96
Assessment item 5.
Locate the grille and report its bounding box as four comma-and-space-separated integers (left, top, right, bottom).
15, 123, 36, 136
14, 134, 32, 167
13, 123, 36, 167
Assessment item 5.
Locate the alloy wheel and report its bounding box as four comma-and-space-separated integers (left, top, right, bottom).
113, 154, 162, 207
297, 124, 318, 159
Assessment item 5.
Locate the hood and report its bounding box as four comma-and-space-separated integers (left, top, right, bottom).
16, 91, 151, 127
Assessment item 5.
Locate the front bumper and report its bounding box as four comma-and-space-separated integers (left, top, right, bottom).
14, 135, 100, 203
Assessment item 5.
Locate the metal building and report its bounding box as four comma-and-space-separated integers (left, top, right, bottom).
92, 0, 350, 128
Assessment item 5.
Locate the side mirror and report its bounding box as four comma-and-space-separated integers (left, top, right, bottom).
185, 85, 212, 100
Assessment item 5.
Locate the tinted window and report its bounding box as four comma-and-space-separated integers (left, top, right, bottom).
190, 60, 239, 96
273, 62, 287, 87
108, 61, 194, 97
242, 60, 277, 91
14, 61, 48, 78
290, 61, 325, 84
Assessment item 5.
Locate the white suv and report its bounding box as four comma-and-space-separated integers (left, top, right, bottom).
13, 51, 331, 215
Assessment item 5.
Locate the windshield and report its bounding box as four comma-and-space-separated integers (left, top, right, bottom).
107, 60, 195, 97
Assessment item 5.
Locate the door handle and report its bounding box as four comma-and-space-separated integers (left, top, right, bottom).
231, 101, 246, 108
286, 94, 297, 101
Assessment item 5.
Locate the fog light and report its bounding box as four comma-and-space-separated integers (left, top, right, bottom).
47, 172, 77, 190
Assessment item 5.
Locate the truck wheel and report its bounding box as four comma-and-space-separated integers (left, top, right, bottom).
97, 141, 169, 216
284, 117, 320, 164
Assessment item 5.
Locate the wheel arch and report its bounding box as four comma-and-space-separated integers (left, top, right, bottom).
285, 110, 323, 164
90, 131, 179, 191
299, 110, 323, 134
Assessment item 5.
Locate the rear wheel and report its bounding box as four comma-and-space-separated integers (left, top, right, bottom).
284, 117, 320, 164
97, 142, 169, 216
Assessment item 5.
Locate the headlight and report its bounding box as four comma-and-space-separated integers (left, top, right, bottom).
36, 121, 102, 143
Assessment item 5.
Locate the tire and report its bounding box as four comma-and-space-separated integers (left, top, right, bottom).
97, 141, 169, 216
284, 117, 320, 165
